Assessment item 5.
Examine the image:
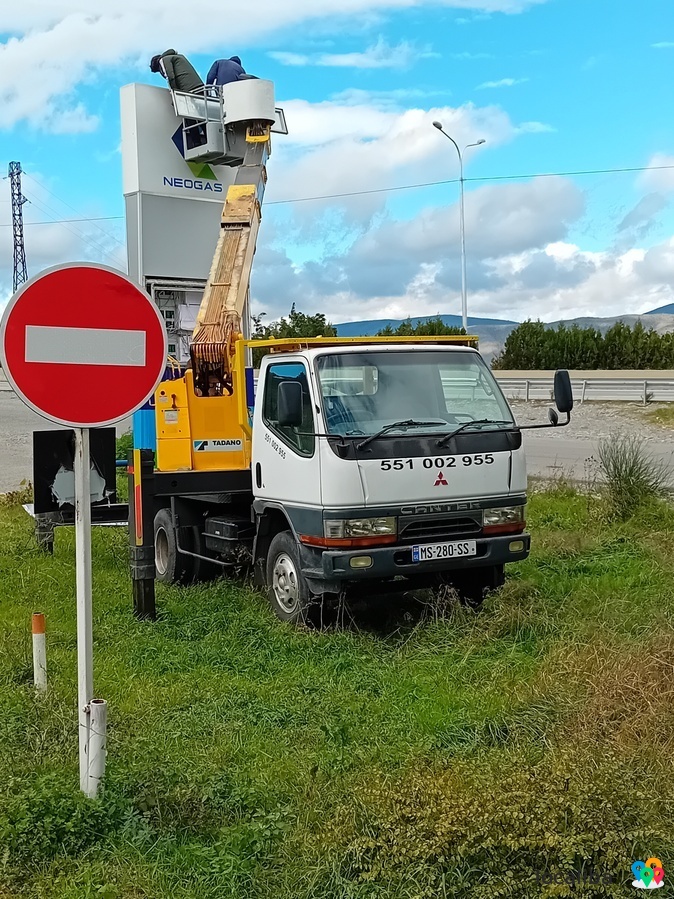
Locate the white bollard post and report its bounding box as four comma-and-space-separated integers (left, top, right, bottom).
32, 612, 47, 692
87, 699, 107, 799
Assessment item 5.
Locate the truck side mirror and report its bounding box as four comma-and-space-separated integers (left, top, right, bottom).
554, 370, 574, 415
277, 381, 303, 427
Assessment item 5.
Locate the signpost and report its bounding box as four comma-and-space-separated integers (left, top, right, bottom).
0, 263, 167, 797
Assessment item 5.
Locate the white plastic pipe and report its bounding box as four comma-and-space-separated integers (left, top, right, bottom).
32, 612, 47, 692
87, 699, 107, 798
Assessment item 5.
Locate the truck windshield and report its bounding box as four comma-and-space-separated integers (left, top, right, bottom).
315, 351, 514, 437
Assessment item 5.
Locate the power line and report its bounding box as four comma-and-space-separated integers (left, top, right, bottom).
266, 162, 674, 205
24, 193, 127, 268
23, 172, 126, 249
0, 216, 124, 227
2, 161, 672, 227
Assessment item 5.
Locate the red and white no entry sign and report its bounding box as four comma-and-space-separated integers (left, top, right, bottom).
0, 263, 167, 428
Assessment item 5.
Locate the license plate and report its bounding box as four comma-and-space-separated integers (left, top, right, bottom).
412, 540, 477, 562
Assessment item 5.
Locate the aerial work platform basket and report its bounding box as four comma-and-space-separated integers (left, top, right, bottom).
170, 79, 288, 167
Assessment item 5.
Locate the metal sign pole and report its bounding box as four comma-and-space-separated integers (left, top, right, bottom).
74, 427, 95, 795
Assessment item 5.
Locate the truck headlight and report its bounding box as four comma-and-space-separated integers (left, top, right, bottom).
324, 517, 397, 539
483, 506, 526, 535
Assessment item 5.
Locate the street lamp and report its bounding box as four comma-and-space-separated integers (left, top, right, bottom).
432, 121, 486, 333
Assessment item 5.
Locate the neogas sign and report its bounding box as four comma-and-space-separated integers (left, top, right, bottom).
163, 177, 224, 193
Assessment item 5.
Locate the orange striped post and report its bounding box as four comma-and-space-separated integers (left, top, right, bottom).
32, 612, 47, 692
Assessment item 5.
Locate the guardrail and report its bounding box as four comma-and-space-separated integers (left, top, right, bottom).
494, 373, 674, 403
4, 367, 674, 403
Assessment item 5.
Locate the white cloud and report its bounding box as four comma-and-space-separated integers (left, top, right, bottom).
270, 38, 435, 69
2, 0, 546, 34
252, 163, 674, 325
268, 51, 310, 66
652, 42, 674, 49
477, 77, 528, 89
517, 120, 554, 133
451, 51, 494, 59
616, 193, 668, 237
0, 0, 547, 130
266, 97, 529, 225
321, 38, 436, 68
639, 153, 674, 194
46, 103, 99, 134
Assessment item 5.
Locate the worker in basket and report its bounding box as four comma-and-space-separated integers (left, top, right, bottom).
206, 56, 246, 86
150, 49, 206, 149
150, 49, 203, 93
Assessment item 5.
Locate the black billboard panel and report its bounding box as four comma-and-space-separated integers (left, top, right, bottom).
32, 429, 117, 515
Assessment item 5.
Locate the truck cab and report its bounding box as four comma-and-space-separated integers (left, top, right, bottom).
251, 342, 533, 621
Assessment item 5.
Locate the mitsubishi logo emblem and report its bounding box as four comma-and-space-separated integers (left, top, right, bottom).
434, 472, 449, 487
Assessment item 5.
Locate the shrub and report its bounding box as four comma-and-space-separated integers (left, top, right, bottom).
0, 480, 32, 507
596, 436, 670, 519
0, 775, 133, 865
115, 431, 133, 462
323, 751, 670, 898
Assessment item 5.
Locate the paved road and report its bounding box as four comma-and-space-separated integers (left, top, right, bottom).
523, 432, 674, 483
0, 393, 131, 493
2, 389, 674, 493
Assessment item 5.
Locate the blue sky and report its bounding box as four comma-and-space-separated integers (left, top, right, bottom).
1, 0, 673, 323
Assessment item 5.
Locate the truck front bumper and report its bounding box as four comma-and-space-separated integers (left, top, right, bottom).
298, 533, 530, 591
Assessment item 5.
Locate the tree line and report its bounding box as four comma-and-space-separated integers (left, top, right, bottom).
250, 310, 464, 365
491, 320, 674, 370
252, 309, 674, 371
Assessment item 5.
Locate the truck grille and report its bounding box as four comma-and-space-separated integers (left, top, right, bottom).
399, 516, 482, 544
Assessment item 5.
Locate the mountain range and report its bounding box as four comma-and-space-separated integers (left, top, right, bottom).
333, 308, 674, 363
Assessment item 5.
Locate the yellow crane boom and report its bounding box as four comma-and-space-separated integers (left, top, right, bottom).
190, 137, 269, 397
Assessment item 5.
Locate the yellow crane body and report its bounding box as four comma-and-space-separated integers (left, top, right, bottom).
155, 137, 267, 474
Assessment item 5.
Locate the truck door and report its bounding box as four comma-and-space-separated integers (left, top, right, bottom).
252, 360, 322, 508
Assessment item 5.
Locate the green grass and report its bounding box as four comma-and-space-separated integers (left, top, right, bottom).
1, 489, 674, 897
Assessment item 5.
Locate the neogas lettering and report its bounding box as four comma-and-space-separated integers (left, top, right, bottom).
163, 177, 223, 193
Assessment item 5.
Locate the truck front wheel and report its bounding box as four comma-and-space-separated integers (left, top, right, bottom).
266, 531, 315, 624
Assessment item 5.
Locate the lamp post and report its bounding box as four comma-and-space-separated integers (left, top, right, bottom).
432, 122, 485, 333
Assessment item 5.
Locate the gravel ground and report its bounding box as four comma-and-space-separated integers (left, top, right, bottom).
513, 400, 674, 482
511, 400, 674, 444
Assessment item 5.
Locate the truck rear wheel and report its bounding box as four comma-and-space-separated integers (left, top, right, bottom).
154, 509, 194, 585
266, 531, 315, 624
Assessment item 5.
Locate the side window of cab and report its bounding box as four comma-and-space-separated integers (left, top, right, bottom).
262, 362, 315, 457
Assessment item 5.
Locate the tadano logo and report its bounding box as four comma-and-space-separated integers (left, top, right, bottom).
165, 126, 224, 193
194, 439, 243, 453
